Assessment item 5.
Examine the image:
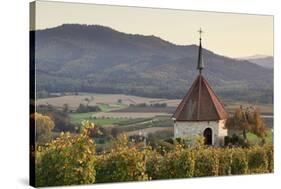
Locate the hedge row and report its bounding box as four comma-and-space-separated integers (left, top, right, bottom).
36, 134, 273, 186
95, 145, 273, 182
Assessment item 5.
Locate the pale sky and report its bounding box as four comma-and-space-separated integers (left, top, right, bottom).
34, 0, 273, 58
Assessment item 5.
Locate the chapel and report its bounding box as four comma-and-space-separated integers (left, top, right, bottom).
172, 29, 228, 146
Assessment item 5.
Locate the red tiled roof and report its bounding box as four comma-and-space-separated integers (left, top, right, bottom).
173, 74, 228, 121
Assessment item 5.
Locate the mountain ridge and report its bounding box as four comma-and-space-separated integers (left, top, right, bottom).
237, 55, 273, 69
33, 24, 273, 103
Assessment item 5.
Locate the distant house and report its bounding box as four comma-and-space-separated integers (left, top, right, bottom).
172, 30, 228, 146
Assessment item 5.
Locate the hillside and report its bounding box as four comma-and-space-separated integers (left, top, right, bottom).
238, 55, 273, 69
33, 24, 273, 103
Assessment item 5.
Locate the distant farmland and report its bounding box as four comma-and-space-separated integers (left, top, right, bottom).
37, 92, 273, 130
37, 92, 273, 114
37, 93, 180, 111
36, 92, 273, 145
112, 106, 175, 114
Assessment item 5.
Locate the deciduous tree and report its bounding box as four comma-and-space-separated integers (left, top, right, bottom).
226, 106, 267, 143
34, 112, 55, 144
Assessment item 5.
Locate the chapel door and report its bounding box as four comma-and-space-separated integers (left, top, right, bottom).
203, 128, 212, 145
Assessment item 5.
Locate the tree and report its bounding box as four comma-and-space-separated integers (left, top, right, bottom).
247, 108, 268, 143
34, 112, 55, 144
84, 97, 92, 107
62, 103, 69, 113
76, 103, 87, 113
226, 106, 267, 144
36, 105, 76, 132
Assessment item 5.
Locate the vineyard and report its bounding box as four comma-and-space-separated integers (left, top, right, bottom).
34, 122, 273, 187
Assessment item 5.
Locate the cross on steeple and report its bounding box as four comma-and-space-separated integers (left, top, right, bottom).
198, 28, 203, 40
197, 28, 204, 74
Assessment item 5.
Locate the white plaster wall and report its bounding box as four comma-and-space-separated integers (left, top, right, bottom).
218, 119, 228, 145
174, 119, 228, 146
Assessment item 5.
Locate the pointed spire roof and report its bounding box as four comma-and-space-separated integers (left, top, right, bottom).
172, 29, 228, 121
172, 74, 228, 121
197, 28, 204, 73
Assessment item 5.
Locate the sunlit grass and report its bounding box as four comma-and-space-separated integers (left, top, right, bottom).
70, 112, 125, 126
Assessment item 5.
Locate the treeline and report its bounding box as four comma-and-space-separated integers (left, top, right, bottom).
36, 90, 79, 99
76, 104, 101, 113
35, 123, 273, 187
129, 103, 167, 107
36, 83, 273, 104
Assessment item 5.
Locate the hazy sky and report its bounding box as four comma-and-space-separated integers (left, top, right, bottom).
34, 1, 273, 58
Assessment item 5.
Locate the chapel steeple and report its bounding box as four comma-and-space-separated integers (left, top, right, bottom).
172, 29, 228, 121
197, 28, 204, 74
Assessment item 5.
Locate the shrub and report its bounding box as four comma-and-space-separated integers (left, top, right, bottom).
225, 134, 247, 147
164, 138, 175, 144
231, 148, 248, 175
155, 147, 195, 179
247, 146, 268, 173
194, 148, 219, 177
154, 140, 175, 154
175, 137, 183, 144
95, 134, 148, 183
218, 148, 232, 176
224, 136, 231, 146
265, 144, 274, 173
35, 121, 96, 187
145, 149, 163, 180
172, 148, 195, 178
95, 147, 148, 183
35, 126, 273, 186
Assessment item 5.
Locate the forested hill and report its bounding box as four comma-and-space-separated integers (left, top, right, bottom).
33, 24, 273, 103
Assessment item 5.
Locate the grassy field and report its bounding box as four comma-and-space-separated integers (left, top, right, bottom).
116, 118, 153, 126
97, 103, 127, 112
70, 112, 126, 126
97, 103, 112, 112
247, 130, 273, 144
